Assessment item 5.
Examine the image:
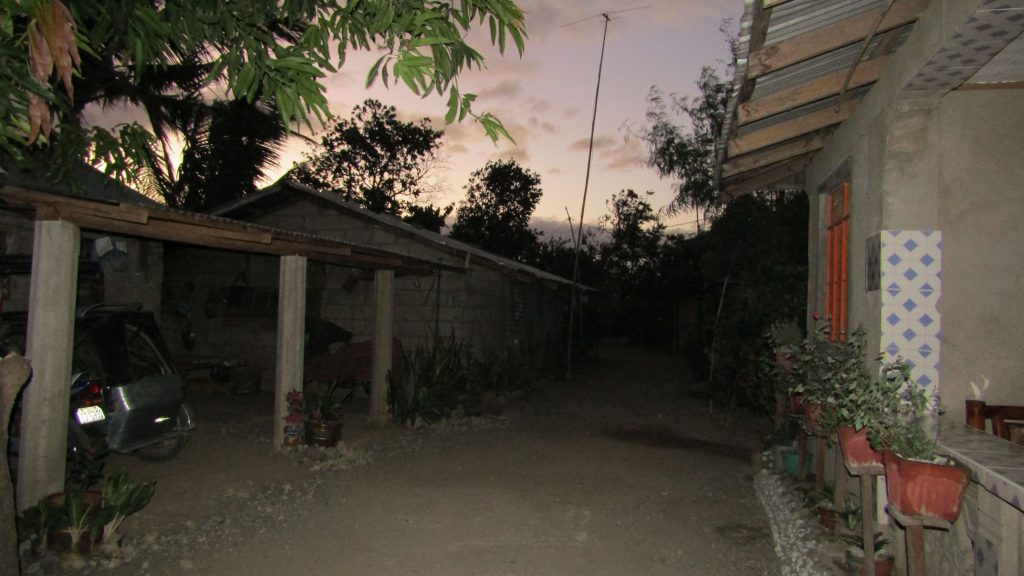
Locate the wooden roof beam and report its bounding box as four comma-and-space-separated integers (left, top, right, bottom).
747, 0, 926, 79
722, 155, 812, 201
1, 185, 150, 224
728, 98, 858, 157
721, 130, 829, 179
739, 56, 889, 125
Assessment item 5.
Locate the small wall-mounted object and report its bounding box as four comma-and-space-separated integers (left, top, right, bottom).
93, 236, 129, 272
865, 233, 880, 292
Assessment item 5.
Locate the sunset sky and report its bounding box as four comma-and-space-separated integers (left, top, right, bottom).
268, 0, 735, 238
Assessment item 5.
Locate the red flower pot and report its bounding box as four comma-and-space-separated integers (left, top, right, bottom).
803, 401, 823, 434
786, 392, 805, 415
882, 451, 970, 522
846, 551, 894, 576
838, 426, 883, 467
862, 557, 894, 576
44, 491, 104, 554
817, 506, 836, 530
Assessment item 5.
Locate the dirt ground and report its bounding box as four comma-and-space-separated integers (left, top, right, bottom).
25, 345, 781, 576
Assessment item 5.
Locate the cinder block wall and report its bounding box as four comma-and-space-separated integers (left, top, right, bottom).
249, 198, 565, 357
162, 196, 567, 389
1, 211, 162, 318
161, 246, 280, 387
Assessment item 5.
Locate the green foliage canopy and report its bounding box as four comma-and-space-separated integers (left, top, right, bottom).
1, 0, 526, 186
640, 66, 730, 232
450, 158, 542, 261
597, 189, 667, 343
292, 99, 444, 217
600, 189, 665, 278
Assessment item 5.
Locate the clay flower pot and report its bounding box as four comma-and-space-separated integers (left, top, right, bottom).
817, 506, 836, 530
838, 426, 883, 468
305, 419, 342, 447
786, 392, 805, 415
881, 451, 970, 522
803, 401, 824, 434
44, 491, 104, 554
845, 550, 894, 576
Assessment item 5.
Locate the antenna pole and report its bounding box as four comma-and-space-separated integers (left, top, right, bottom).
566, 13, 610, 380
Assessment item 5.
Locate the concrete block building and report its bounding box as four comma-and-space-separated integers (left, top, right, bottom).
718, 1, 1024, 574
161, 179, 575, 385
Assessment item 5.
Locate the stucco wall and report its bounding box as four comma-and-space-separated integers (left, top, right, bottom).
793, 2, 1023, 573
806, 88, 1024, 422
803, 0, 1024, 423
937, 90, 1024, 416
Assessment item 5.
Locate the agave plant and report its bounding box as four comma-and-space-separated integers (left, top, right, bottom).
99, 471, 156, 545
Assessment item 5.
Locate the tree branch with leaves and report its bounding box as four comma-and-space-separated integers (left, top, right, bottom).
1, 0, 527, 190
639, 66, 730, 234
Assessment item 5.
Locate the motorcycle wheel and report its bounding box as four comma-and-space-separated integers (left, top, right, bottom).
135, 403, 193, 461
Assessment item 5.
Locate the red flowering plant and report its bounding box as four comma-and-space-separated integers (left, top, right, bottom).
284, 390, 304, 425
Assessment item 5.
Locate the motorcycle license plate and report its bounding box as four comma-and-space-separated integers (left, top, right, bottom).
76, 406, 106, 425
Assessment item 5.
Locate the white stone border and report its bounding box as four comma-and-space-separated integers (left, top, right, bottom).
754, 469, 832, 576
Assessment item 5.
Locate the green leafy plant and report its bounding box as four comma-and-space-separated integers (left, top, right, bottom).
864, 361, 936, 460
18, 471, 156, 557
16, 500, 55, 553
837, 496, 862, 535
305, 380, 344, 423
389, 337, 555, 425
810, 481, 836, 511
54, 489, 102, 555
389, 337, 466, 425
840, 530, 892, 560
99, 471, 156, 544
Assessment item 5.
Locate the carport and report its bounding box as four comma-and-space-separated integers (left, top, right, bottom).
0, 184, 457, 510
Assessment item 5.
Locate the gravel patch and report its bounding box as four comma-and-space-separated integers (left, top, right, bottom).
20, 412, 513, 576
754, 466, 837, 576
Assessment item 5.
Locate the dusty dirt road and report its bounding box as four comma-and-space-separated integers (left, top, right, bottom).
40, 345, 780, 576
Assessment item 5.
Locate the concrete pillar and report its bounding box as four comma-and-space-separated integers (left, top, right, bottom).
371, 269, 394, 424
17, 219, 80, 510
273, 255, 306, 450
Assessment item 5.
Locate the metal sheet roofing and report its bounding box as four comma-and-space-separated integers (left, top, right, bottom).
716, 0, 1024, 200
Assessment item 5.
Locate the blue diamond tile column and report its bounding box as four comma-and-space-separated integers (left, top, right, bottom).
879, 230, 942, 403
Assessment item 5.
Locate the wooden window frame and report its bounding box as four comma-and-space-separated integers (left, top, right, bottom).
825, 182, 850, 341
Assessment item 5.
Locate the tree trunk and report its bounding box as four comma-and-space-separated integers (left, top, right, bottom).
1, 353, 32, 576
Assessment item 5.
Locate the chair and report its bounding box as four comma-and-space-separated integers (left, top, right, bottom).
965, 400, 1024, 443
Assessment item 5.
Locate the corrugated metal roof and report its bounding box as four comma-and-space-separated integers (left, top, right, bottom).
737, 84, 872, 135
715, 0, 931, 197
766, 0, 886, 45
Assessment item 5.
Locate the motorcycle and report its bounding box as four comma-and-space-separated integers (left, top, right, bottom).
4, 304, 196, 467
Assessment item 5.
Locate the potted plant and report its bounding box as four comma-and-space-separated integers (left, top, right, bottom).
764, 321, 803, 417
305, 380, 343, 447
836, 496, 862, 537
98, 471, 155, 551
18, 471, 156, 558
810, 482, 837, 530
50, 489, 102, 556
283, 389, 304, 446
823, 335, 894, 470
867, 364, 970, 522
841, 531, 895, 576
876, 426, 970, 523
787, 324, 839, 437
